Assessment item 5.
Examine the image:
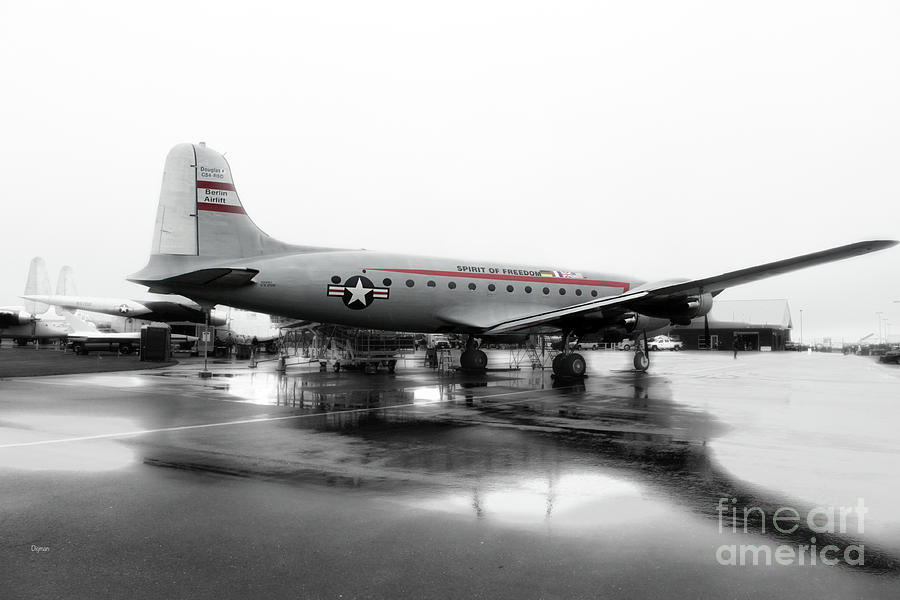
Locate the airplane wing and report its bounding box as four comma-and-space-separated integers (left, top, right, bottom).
485, 239, 897, 334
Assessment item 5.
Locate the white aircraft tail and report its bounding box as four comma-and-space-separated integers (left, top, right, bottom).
56, 266, 77, 296
55, 266, 77, 315
151, 142, 302, 259
24, 257, 51, 316
131, 143, 344, 289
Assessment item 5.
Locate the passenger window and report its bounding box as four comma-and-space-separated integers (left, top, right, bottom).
406, 279, 415, 287
382, 278, 392, 286
591, 290, 598, 297
506, 285, 514, 292
559, 288, 566, 295
488, 284, 496, 292
331, 275, 341, 284
448, 281, 457, 289
575, 289, 582, 296
468, 283, 477, 290
542, 287, 550, 295
525, 286, 532, 294
427, 280, 436, 287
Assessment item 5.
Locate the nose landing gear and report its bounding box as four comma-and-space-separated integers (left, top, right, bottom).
632, 330, 650, 372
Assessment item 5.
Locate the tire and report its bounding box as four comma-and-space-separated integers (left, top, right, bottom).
621, 344, 631, 351
633, 351, 649, 371
563, 354, 586, 377
119, 343, 133, 355
460, 349, 488, 370
650, 345, 658, 351
72, 343, 86, 355
552, 353, 565, 374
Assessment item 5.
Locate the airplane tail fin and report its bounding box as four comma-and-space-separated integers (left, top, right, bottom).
150, 142, 301, 259
131, 143, 344, 290
24, 257, 51, 316
56, 266, 77, 296
55, 266, 77, 315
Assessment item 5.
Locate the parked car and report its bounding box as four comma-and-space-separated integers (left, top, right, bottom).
879, 349, 900, 364
617, 335, 683, 351
647, 335, 683, 351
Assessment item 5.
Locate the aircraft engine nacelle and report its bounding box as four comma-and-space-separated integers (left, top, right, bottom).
619, 313, 671, 334
0, 310, 34, 327
631, 293, 714, 326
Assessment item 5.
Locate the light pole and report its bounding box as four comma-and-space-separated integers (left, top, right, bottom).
876, 311, 883, 345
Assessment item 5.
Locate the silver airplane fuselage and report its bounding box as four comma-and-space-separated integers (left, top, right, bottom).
162, 251, 645, 334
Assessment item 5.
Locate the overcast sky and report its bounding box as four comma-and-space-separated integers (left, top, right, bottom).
2, 1, 898, 343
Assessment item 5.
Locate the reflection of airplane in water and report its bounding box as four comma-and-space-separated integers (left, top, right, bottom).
206, 369, 900, 574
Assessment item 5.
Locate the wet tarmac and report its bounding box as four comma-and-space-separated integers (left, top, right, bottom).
2, 350, 899, 598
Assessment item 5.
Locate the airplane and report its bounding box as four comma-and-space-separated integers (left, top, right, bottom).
128, 142, 898, 377
0, 258, 70, 346
22, 293, 228, 327
61, 311, 197, 355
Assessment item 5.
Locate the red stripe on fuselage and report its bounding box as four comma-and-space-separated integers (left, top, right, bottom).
197, 202, 246, 214
197, 180, 236, 191
370, 268, 630, 290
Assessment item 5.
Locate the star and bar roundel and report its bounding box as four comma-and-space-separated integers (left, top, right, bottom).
327, 276, 389, 310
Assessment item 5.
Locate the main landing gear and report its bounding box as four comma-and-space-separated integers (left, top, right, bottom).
459, 336, 488, 371
551, 330, 586, 378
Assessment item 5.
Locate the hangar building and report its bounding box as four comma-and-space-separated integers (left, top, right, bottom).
669, 299, 793, 351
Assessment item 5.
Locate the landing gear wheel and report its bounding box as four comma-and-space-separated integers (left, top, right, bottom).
633, 351, 649, 372
554, 353, 586, 377
119, 343, 133, 356
551, 353, 565, 373
565, 353, 586, 377
460, 349, 488, 370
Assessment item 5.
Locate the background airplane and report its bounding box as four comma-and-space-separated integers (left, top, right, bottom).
61, 311, 197, 355
129, 143, 898, 377
0, 257, 69, 345
23, 293, 228, 327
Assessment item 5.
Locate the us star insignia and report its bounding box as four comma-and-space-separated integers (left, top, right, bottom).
327, 275, 389, 310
